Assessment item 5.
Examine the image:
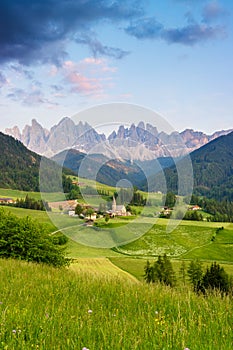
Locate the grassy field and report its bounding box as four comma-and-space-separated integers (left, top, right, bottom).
0, 188, 65, 202
0, 258, 232, 350
2, 206, 233, 264
109, 256, 233, 283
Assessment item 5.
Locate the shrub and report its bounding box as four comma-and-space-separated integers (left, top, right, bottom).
0, 208, 69, 267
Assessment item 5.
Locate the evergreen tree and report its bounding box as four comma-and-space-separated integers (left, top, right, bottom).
187, 260, 203, 292
179, 261, 186, 285
144, 260, 154, 283
202, 262, 229, 294
144, 254, 176, 287
75, 204, 83, 215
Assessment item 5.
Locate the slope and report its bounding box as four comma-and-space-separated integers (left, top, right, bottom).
141, 131, 233, 201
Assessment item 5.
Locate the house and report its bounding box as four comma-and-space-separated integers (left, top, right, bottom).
85, 213, 97, 221
189, 205, 201, 211
0, 197, 15, 204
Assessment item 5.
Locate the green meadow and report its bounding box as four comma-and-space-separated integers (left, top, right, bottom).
1, 199, 233, 349
0, 258, 232, 350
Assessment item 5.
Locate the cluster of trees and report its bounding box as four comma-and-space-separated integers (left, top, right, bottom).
9, 195, 51, 211
115, 188, 147, 206
0, 208, 69, 267
144, 254, 176, 287
163, 192, 176, 208
184, 194, 233, 222
75, 204, 95, 219
144, 255, 232, 294
187, 260, 231, 294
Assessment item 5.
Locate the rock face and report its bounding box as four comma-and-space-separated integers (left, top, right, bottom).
5, 117, 233, 160
5, 118, 106, 158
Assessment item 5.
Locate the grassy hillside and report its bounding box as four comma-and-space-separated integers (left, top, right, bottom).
115, 219, 233, 262
0, 258, 232, 350
2, 206, 233, 263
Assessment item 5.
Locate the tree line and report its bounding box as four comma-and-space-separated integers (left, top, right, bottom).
144, 254, 232, 295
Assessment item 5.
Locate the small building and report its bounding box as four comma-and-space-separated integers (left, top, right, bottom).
0, 197, 15, 204
85, 213, 97, 221
189, 205, 201, 211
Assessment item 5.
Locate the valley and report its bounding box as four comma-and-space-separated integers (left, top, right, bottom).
0, 123, 233, 349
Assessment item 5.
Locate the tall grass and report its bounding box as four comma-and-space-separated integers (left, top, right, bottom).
0, 258, 232, 349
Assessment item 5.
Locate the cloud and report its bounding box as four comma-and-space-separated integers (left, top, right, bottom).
125, 18, 163, 39
0, 0, 141, 66
163, 23, 225, 45
75, 33, 130, 59
65, 72, 102, 94
9, 65, 34, 80
0, 72, 8, 88
62, 59, 115, 96
7, 87, 57, 106
126, 16, 226, 45
202, 1, 228, 23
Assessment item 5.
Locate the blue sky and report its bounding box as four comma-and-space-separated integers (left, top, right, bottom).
0, 0, 232, 134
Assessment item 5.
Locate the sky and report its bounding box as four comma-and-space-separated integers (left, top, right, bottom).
0, 0, 232, 134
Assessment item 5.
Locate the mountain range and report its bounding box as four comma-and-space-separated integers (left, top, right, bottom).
1, 121, 233, 201
5, 118, 233, 161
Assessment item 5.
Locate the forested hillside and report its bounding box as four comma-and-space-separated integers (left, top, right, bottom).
0, 132, 41, 191
0, 132, 71, 192
143, 131, 233, 201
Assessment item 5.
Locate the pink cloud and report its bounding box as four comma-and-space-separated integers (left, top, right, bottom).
66, 71, 102, 94
61, 58, 117, 96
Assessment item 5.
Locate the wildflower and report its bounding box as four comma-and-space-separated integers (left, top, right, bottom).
12, 329, 17, 334
184, 348, 190, 350
82, 347, 89, 350
88, 309, 92, 314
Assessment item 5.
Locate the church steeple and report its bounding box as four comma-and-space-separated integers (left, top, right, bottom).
112, 195, 116, 212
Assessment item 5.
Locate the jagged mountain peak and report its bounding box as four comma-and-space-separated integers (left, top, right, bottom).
4, 117, 233, 161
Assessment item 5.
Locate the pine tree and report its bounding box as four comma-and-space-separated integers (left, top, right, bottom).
179, 261, 186, 285
202, 262, 229, 294
144, 260, 154, 283
187, 260, 203, 292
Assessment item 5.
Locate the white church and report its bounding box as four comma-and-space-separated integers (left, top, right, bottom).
111, 196, 127, 216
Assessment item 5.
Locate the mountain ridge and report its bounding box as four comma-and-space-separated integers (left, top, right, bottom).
5, 118, 233, 161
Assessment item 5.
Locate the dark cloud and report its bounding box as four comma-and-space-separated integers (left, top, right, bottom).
125, 18, 163, 39
163, 23, 225, 45
75, 33, 130, 59
0, 0, 141, 65
126, 17, 226, 45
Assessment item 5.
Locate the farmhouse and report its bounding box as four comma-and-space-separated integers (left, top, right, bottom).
0, 197, 15, 204
189, 205, 201, 211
